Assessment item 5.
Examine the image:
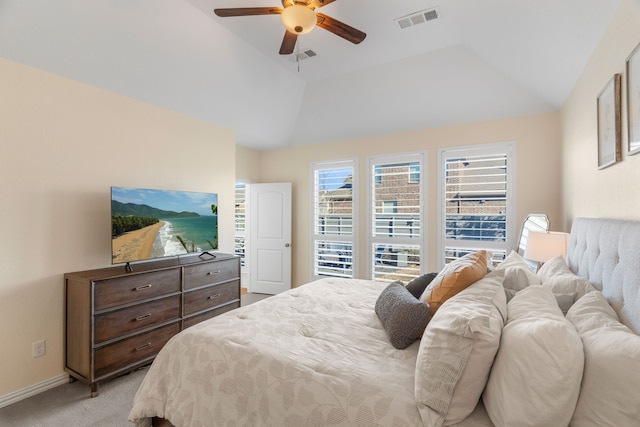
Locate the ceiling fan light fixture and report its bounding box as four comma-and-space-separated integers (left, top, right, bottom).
281, 4, 316, 34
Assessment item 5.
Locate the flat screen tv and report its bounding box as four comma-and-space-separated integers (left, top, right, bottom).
111, 186, 218, 266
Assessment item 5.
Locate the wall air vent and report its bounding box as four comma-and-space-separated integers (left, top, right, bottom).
288, 49, 317, 62
395, 7, 440, 30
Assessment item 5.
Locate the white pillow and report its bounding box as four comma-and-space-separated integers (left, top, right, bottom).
502, 266, 540, 301
496, 251, 540, 301
537, 256, 596, 305
482, 285, 584, 427
566, 291, 640, 426
415, 270, 506, 427
495, 250, 530, 271
554, 291, 578, 314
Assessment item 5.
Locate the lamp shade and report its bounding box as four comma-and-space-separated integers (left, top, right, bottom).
280, 4, 316, 34
524, 231, 570, 263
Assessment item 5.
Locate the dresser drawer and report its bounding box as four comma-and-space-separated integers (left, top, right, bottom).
184, 280, 239, 316
183, 302, 239, 329
94, 322, 179, 379
94, 269, 181, 311
94, 295, 180, 344
183, 258, 238, 290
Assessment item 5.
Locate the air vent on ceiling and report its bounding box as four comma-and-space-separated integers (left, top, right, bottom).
287, 49, 317, 62
395, 7, 440, 30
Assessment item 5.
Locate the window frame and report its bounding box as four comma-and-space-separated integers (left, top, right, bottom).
310, 158, 358, 280
234, 179, 252, 288
366, 151, 427, 281
436, 141, 516, 269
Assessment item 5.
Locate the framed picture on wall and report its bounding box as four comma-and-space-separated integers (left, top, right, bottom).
597, 73, 622, 169
627, 42, 640, 155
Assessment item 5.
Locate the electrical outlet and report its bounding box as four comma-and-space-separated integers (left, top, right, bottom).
32, 340, 46, 358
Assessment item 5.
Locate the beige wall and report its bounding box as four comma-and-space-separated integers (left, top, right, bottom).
0, 59, 236, 397
246, 112, 562, 287
235, 144, 262, 182
16, 0, 639, 394
561, 0, 640, 229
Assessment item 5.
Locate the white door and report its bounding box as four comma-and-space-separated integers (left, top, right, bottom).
249, 183, 292, 294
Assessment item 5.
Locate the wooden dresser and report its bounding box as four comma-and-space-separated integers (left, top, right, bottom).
64, 253, 240, 397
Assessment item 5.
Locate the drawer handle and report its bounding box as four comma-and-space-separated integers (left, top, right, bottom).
207, 270, 221, 276
135, 342, 152, 351
208, 294, 222, 301
134, 284, 153, 291
135, 313, 152, 321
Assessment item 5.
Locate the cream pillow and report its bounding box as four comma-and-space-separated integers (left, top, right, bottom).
495, 250, 540, 301
537, 255, 596, 303
536, 254, 568, 281
415, 270, 506, 427
482, 285, 584, 427
536, 255, 596, 313
495, 250, 531, 271
420, 250, 489, 314
566, 291, 640, 426
502, 266, 540, 301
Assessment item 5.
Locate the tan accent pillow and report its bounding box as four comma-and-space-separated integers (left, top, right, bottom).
420, 250, 489, 313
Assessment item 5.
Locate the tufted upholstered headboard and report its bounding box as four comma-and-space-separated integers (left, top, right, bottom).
566, 217, 640, 335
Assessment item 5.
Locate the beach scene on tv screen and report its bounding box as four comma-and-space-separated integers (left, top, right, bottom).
111, 187, 218, 264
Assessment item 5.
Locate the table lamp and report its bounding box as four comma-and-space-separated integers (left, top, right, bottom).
524, 230, 570, 271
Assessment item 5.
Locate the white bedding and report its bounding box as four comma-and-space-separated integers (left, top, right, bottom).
129, 217, 640, 427
129, 277, 493, 427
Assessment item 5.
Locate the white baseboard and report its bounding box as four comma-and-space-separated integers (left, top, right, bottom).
0, 373, 69, 409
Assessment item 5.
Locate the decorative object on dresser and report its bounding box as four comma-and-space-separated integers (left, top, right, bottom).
64, 253, 240, 397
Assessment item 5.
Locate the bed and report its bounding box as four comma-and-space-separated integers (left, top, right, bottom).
129, 217, 640, 427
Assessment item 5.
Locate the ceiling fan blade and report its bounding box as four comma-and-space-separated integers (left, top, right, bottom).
309, 0, 337, 8
214, 7, 282, 17
316, 13, 366, 44
279, 30, 298, 55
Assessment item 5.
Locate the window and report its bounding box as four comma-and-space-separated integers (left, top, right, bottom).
409, 164, 420, 183
375, 166, 382, 185
234, 183, 247, 268
312, 160, 356, 279
383, 200, 398, 213
437, 142, 516, 268
368, 153, 425, 282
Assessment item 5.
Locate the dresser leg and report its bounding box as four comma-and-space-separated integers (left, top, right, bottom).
91, 382, 99, 398
68, 376, 77, 384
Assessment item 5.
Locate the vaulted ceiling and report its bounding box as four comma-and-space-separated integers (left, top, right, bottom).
0, 0, 621, 150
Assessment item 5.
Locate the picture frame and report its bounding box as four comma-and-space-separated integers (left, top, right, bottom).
597, 73, 622, 169
627, 42, 640, 155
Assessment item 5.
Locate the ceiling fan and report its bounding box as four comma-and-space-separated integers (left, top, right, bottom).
214, 0, 366, 55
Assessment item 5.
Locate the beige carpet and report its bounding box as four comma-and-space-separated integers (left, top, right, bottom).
0, 367, 147, 427
0, 292, 271, 426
